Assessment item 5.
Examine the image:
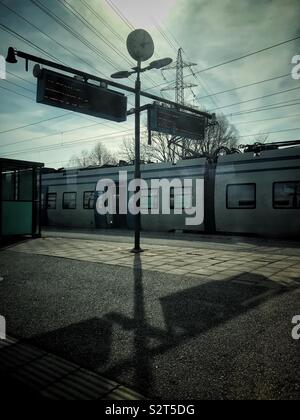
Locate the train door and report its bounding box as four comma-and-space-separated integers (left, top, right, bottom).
94, 182, 128, 229
204, 160, 217, 234
41, 185, 48, 226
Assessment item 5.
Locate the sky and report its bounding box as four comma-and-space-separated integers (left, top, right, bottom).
0, 0, 299, 168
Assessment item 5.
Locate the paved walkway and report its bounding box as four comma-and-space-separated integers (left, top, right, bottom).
0, 335, 145, 400
1, 235, 299, 399
43, 227, 300, 254
7, 236, 300, 291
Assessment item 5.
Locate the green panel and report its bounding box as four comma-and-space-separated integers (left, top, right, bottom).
1, 172, 15, 200
1, 202, 32, 235
19, 170, 33, 201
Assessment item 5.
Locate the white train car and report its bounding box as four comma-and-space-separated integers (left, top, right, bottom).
42, 146, 300, 238
214, 147, 300, 237
42, 158, 207, 232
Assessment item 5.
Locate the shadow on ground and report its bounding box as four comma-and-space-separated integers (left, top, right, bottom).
0, 236, 32, 250
16, 255, 298, 397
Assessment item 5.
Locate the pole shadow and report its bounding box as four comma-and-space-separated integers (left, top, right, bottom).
18, 269, 299, 398
132, 253, 153, 393
103, 273, 299, 394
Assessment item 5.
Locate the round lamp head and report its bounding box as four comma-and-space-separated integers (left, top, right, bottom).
127, 29, 154, 62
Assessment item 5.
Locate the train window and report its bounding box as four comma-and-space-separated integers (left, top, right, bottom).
171, 187, 193, 210
273, 182, 300, 209
227, 184, 256, 209
170, 187, 175, 210
63, 192, 77, 210
47, 193, 57, 210
83, 192, 95, 210
183, 187, 193, 209
141, 189, 159, 210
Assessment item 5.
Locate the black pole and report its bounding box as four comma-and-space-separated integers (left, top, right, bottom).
0, 167, 2, 240
132, 60, 143, 253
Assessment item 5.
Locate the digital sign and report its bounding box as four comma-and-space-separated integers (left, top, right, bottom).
148, 104, 206, 140
36, 69, 127, 122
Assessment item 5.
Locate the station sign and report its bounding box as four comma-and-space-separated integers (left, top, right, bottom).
36, 69, 127, 122
148, 104, 206, 140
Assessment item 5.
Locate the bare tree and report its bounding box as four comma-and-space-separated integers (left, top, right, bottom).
89, 143, 118, 166
68, 143, 117, 168
186, 115, 239, 157
119, 114, 239, 163
252, 133, 269, 144
150, 132, 178, 163
238, 133, 270, 154
120, 137, 153, 163
69, 150, 92, 168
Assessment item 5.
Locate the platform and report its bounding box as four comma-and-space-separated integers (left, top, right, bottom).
0, 232, 299, 400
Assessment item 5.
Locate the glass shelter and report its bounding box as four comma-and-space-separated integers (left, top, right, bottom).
0, 158, 44, 239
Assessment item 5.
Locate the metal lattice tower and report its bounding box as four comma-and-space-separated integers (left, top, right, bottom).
161, 48, 197, 106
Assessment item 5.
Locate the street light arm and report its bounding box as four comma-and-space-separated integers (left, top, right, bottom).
5, 47, 213, 120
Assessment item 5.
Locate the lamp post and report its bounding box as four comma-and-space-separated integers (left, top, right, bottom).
112, 29, 172, 253
134, 59, 142, 253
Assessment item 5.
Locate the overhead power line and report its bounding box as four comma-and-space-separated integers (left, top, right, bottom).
196, 73, 290, 100
30, 0, 119, 70
145, 34, 300, 91
105, 0, 135, 31
155, 21, 178, 53
0, 0, 106, 77
234, 112, 300, 125
225, 99, 300, 117
57, 0, 156, 86
57, 0, 134, 68
211, 86, 300, 111
239, 127, 300, 138
193, 35, 300, 76
6, 71, 36, 86
2, 79, 34, 93
1, 120, 118, 148
0, 113, 70, 136
29, 0, 154, 90
0, 84, 34, 101
80, 0, 124, 43
0, 78, 134, 134
1, 127, 148, 157
0, 22, 64, 64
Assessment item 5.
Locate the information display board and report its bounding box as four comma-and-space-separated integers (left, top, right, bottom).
148, 104, 206, 140
37, 69, 127, 122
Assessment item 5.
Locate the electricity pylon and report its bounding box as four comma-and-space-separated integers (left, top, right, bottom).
161, 48, 197, 106
161, 48, 198, 158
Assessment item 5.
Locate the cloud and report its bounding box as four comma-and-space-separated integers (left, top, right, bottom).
0, 0, 300, 167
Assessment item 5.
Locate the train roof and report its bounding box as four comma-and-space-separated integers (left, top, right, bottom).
0, 158, 44, 171
42, 145, 300, 181
218, 144, 300, 164
43, 157, 207, 177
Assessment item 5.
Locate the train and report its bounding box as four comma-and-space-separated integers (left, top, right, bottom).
41, 144, 300, 238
